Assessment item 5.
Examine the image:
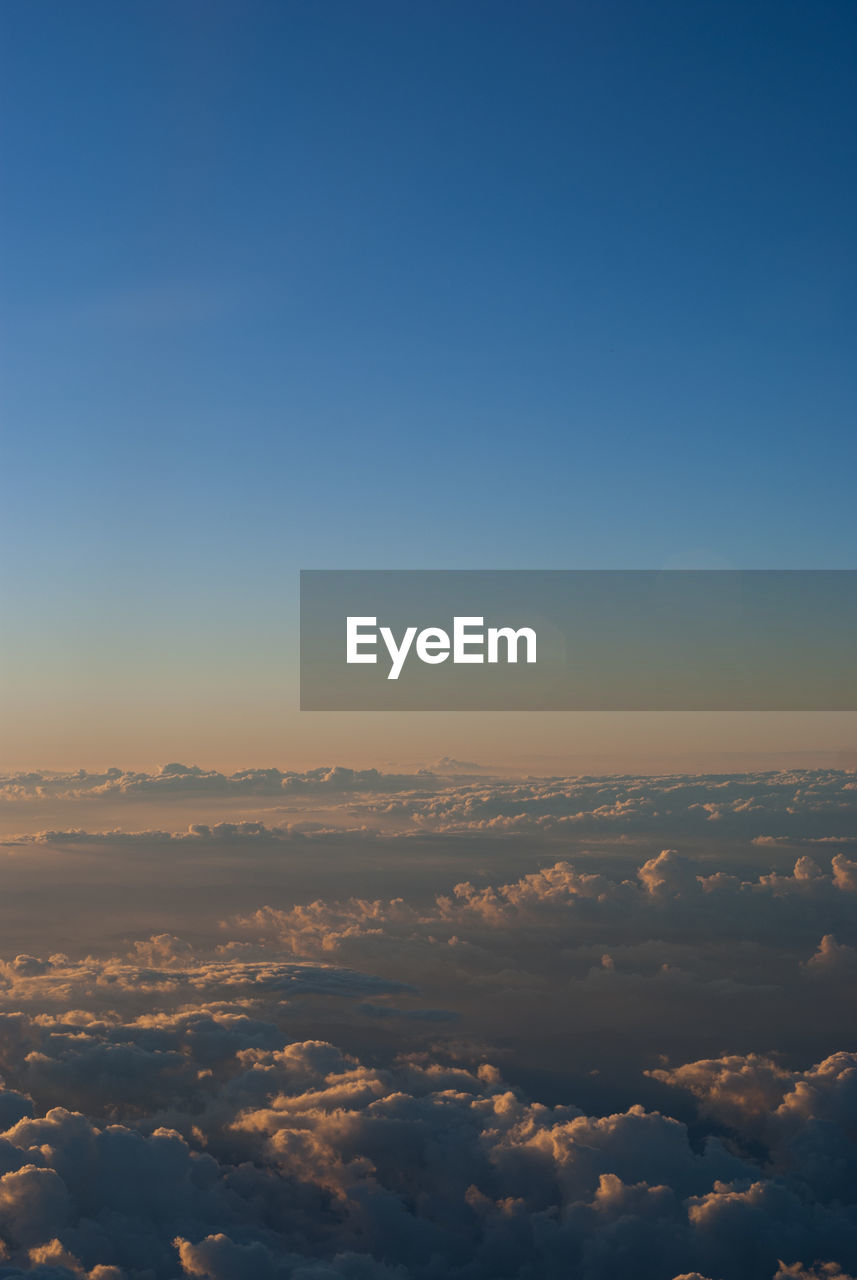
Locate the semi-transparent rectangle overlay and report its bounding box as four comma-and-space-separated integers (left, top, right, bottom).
300, 570, 857, 710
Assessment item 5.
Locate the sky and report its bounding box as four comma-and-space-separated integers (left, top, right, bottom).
1, 0, 856, 769
1, 12, 857, 1273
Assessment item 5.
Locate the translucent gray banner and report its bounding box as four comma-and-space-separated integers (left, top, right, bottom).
300, 570, 857, 710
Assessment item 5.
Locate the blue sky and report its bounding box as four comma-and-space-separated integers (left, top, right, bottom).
1, 0, 856, 765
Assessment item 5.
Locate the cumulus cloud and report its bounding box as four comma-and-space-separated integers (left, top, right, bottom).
773, 1266, 857, 1280
0, 952, 409, 1018
358, 768, 857, 840
651, 1049, 857, 1195
0, 767, 853, 1276
0, 822, 379, 848
0, 1016, 851, 1278
3, 767, 856, 847
2, 837, 856, 1098
0, 764, 438, 804
199, 845, 857, 1122
228, 849, 857, 969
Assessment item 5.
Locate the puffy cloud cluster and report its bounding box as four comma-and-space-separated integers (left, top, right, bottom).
213, 849, 857, 1112
652, 1050, 857, 1181
3, 768, 855, 850
0, 765, 441, 804
0, 846, 849, 1274
1, 840, 856, 1094
0, 766, 854, 1275
0, 1005, 853, 1279
229, 848, 857, 974
0, 824, 377, 849
359, 769, 857, 841
0, 951, 408, 1023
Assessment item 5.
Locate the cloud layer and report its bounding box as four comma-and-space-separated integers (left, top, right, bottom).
4, 767, 857, 847
0, 767, 855, 1276
0, 1005, 854, 1279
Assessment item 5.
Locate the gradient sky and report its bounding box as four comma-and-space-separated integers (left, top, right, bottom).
2, 0, 856, 769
